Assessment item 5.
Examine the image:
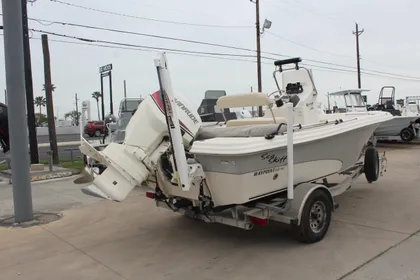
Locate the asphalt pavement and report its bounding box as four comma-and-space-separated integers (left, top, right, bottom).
1, 144, 420, 279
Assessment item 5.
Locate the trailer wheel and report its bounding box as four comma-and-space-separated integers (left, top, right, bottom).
293, 189, 332, 243
364, 146, 380, 183
400, 127, 414, 142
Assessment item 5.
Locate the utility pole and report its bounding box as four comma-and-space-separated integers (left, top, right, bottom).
123, 80, 127, 99
41, 34, 59, 164
250, 86, 255, 117
100, 75, 105, 120
75, 93, 79, 126
124, 80, 127, 112
353, 23, 364, 89
109, 71, 113, 115
2, 0, 33, 222
327, 93, 331, 111
22, 0, 39, 164
251, 0, 263, 116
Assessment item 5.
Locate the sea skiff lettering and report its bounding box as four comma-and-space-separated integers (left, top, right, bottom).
261, 153, 287, 164
175, 99, 200, 124
254, 167, 281, 176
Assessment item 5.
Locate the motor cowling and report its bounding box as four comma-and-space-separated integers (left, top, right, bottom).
124, 91, 202, 150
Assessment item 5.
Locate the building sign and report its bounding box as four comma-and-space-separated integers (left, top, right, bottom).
99, 64, 112, 73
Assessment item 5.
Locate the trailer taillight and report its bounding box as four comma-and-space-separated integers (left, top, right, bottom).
249, 216, 269, 226
146, 191, 155, 199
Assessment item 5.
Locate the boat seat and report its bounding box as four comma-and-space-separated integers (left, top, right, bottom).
195, 123, 287, 141
225, 117, 287, 127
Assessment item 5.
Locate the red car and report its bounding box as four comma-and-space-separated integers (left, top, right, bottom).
84, 121, 105, 137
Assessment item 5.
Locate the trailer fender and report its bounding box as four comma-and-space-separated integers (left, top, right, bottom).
282, 183, 334, 226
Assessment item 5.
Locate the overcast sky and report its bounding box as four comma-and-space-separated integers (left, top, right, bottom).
1, 0, 420, 119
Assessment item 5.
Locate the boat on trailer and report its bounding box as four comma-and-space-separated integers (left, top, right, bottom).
79, 55, 392, 243
327, 86, 420, 142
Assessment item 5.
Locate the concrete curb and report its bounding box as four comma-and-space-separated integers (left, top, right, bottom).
0, 168, 81, 183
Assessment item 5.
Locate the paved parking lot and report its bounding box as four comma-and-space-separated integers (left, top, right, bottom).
0, 143, 420, 279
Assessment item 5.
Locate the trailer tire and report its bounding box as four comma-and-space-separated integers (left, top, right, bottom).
364, 147, 380, 183
293, 189, 332, 243
400, 127, 414, 143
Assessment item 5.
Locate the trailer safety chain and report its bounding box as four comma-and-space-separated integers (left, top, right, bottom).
380, 151, 387, 176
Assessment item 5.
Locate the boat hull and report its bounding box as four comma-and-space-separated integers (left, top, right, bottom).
374, 116, 418, 136
159, 123, 380, 207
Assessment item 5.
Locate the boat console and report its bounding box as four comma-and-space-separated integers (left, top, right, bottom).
197, 90, 237, 122
370, 86, 402, 116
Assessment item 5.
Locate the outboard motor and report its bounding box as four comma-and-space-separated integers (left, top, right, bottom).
79, 91, 202, 201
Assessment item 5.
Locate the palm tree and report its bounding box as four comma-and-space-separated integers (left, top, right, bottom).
91, 91, 102, 119
34, 96, 46, 115
64, 110, 81, 126
42, 84, 56, 92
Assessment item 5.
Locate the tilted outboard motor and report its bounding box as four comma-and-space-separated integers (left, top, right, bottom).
79, 90, 202, 201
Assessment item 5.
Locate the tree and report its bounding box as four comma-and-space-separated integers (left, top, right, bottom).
91, 91, 102, 120
42, 83, 56, 92
35, 113, 47, 127
34, 96, 46, 115
64, 110, 81, 126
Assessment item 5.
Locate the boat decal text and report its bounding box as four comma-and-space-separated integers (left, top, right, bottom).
254, 167, 283, 176
261, 153, 287, 165
174, 98, 200, 124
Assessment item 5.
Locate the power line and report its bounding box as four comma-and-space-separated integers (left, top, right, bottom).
26, 29, 420, 81
266, 30, 354, 59
29, 28, 258, 58
22, 15, 420, 80
29, 36, 259, 64
263, 0, 351, 25
262, 0, 416, 73
28, 36, 364, 77
25, 16, 259, 54
49, 0, 253, 29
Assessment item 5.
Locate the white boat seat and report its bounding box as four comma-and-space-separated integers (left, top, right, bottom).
226, 117, 288, 127
195, 124, 287, 141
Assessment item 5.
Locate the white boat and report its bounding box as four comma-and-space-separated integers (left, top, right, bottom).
370, 86, 420, 141
79, 55, 393, 243
326, 87, 420, 142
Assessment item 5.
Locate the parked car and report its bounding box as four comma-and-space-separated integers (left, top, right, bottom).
84, 121, 105, 137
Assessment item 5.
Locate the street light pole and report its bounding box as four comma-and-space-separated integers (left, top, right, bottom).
2, 0, 33, 222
